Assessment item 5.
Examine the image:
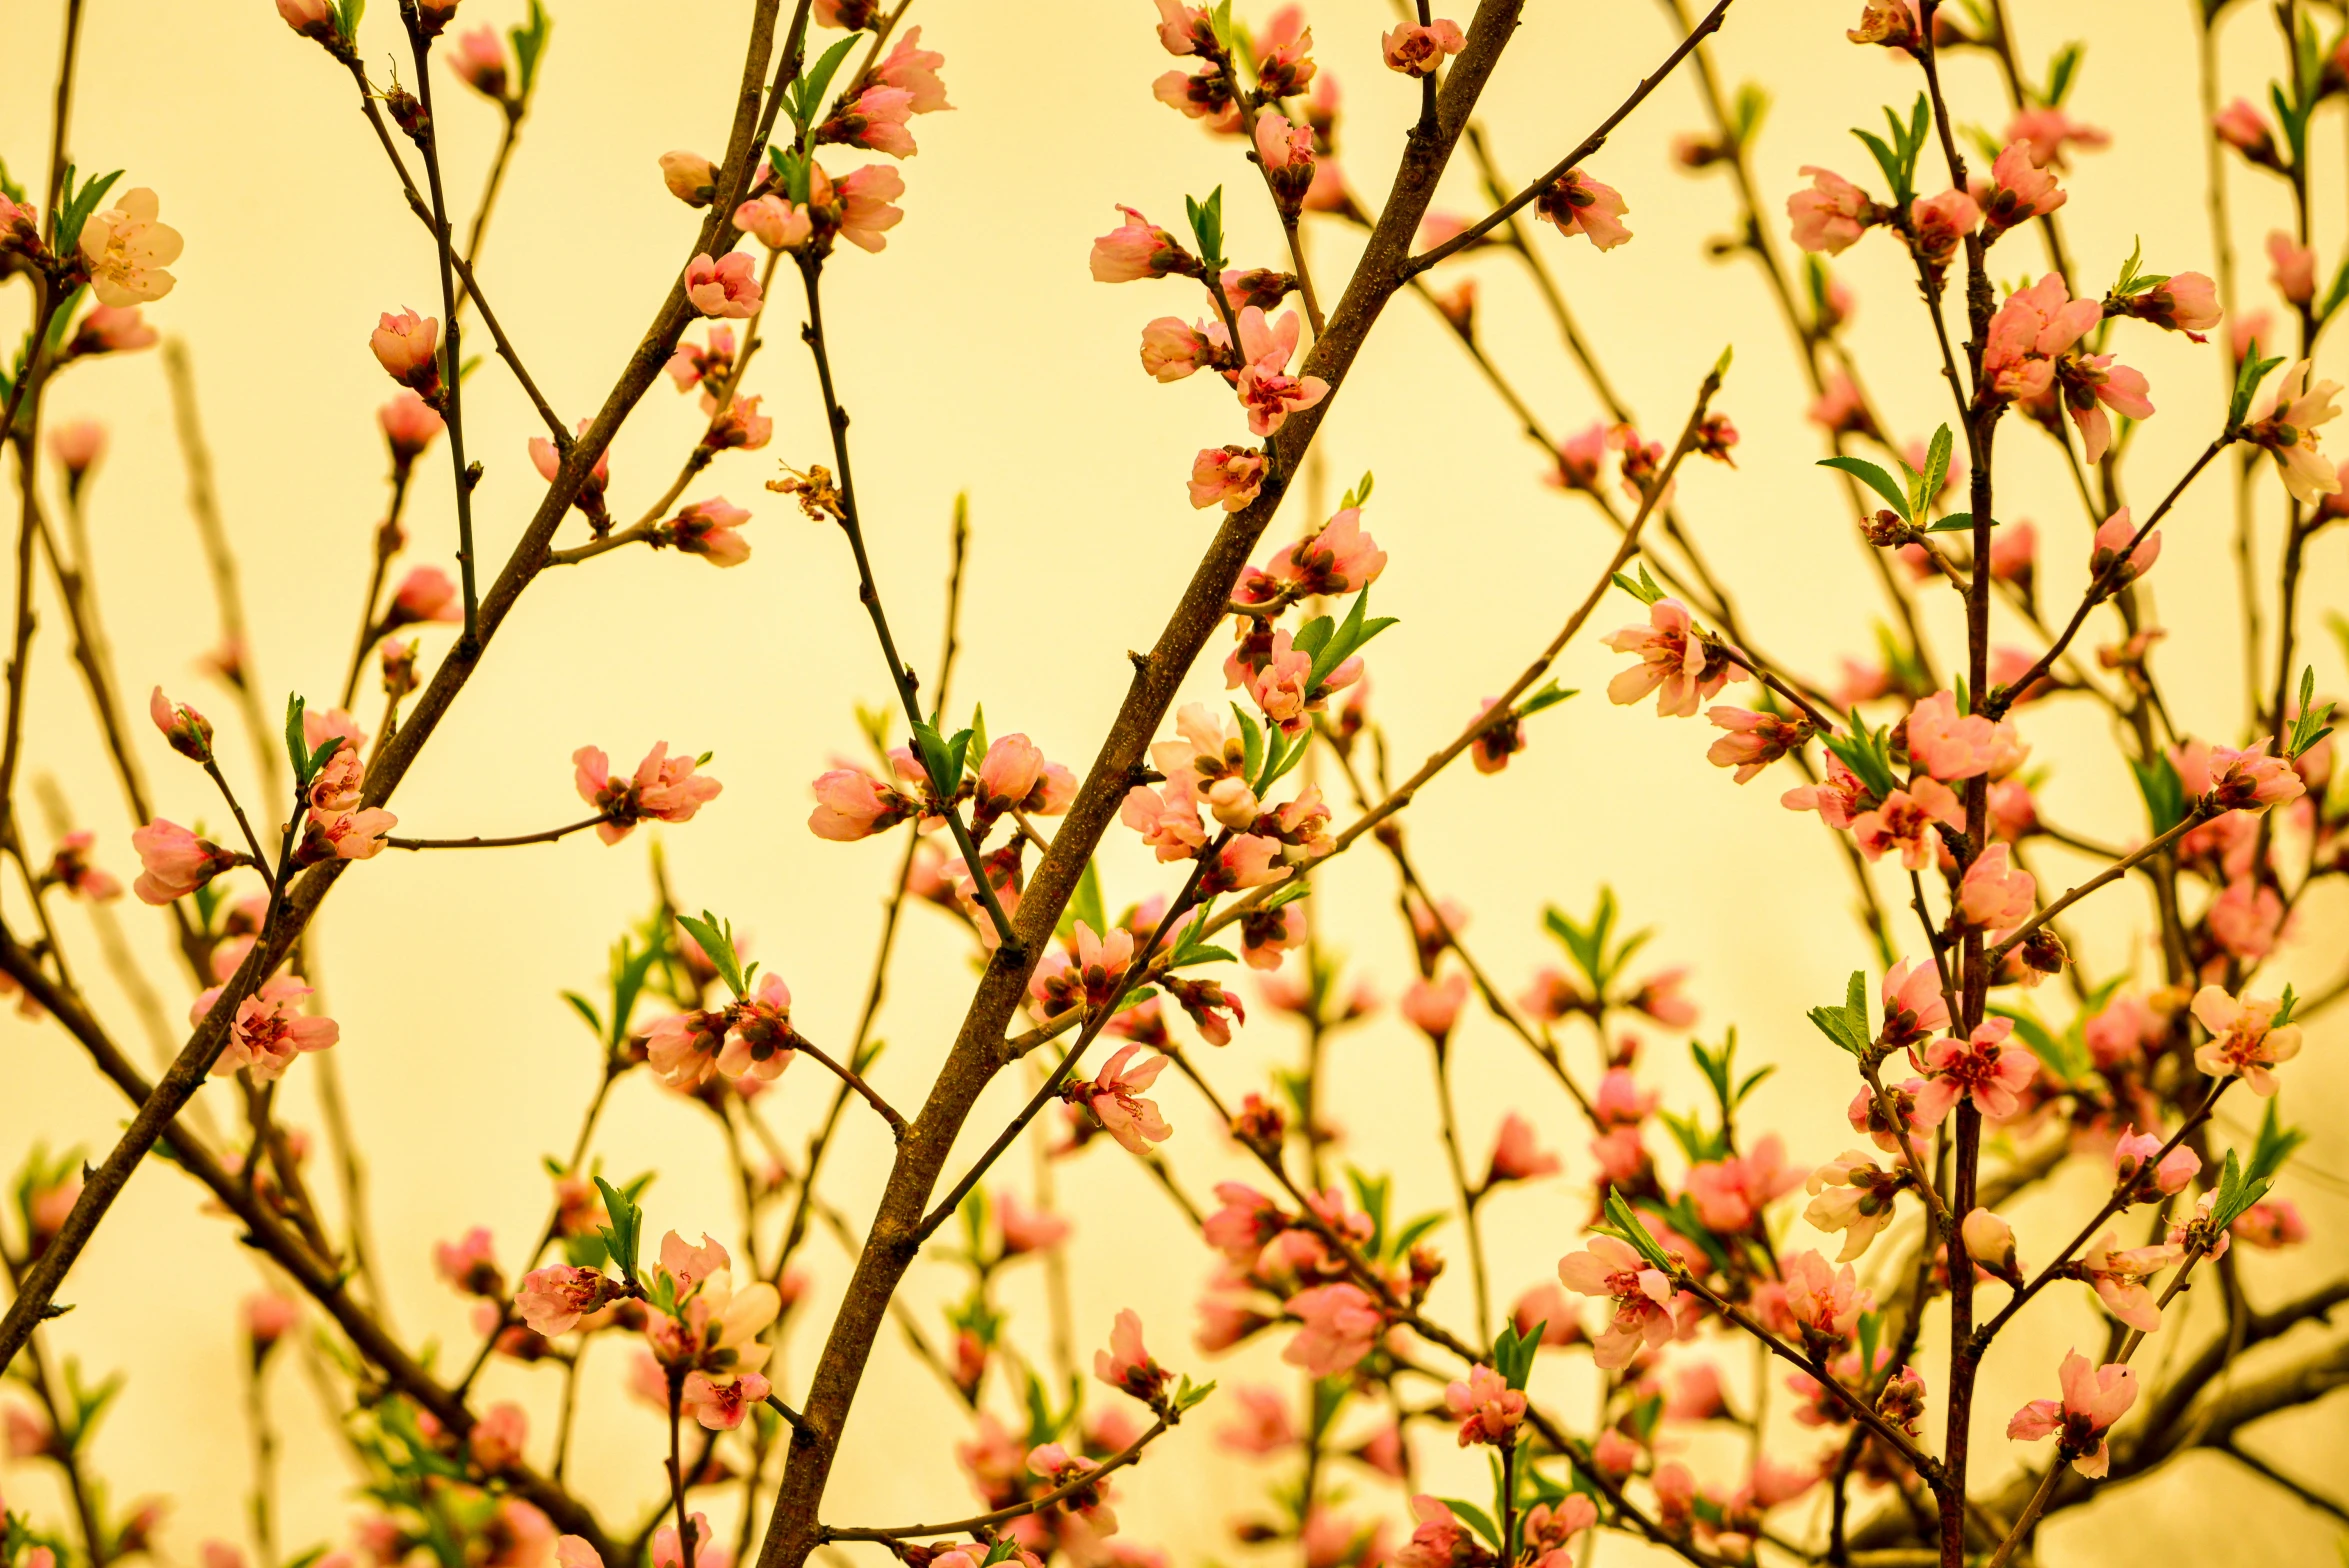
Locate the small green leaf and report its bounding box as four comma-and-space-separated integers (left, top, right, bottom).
1819, 455, 1910, 518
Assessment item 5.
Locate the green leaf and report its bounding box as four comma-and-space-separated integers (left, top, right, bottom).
1602, 1190, 1674, 1272
2287, 666, 2334, 759
1920, 424, 1953, 514
1611, 569, 1664, 606
1516, 680, 1576, 718
2247, 1096, 2307, 1185
509, 0, 552, 97
675, 910, 746, 997
592, 1176, 642, 1285
1818, 455, 1910, 518
1924, 512, 1996, 533
560, 990, 601, 1037
336, 0, 365, 41
2041, 40, 2083, 106
2230, 344, 2286, 429
1059, 859, 1107, 943
1805, 970, 1871, 1056
1437, 1500, 1501, 1552
2128, 753, 2186, 835
1184, 185, 1226, 271
791, 34, 862, 135
283, 693, 313, 787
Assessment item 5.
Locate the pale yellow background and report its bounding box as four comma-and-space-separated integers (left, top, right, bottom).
0, 0, 2343, 1564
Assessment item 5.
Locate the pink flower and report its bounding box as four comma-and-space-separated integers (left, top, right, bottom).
2079, 1230, 2182, 1333
2113, 1125, 2200, 1198
659, 150, 719, 207
2266, 230, 2316, 304
44, 831, 120, 901
1970, 142, 2067, 240
2005, 106, 2109, 169
1917, 1019, 2038, 1122
1782, 756, 1867, 830
575, 743, 723, 844
1152, 0, 1213, 55
1399, 972, 1469, 1044
1382, 19, 1464, 75
668, 498, 753, 567
131, 818, 238, 904
1780, 1249, 1867, 1344
2231, 1198, 2308, 1249
1217, 1386, 1296, 1455
807, 764, 918, 841
735, 193, 813, 252
1120, 773, 1207, 861
1139, 316, 1222, 381
1850, 778, 1964, 870
370, 309, 441, 395
1983, 272, 2101, 402
529, 419, 612, 516
276, 0, 337, 37
48, 419, 105, 478
2249, 360, 2344, 503
2116, 271, 2222, 337
1963, 1206, 2019, 1277
243, 1290, 299, 1347
1485, 1112, 1560, 1185
2189, 985, 2302, 1096
821, 86, 918, 158
994, 1191, 1069, 1256
1957, 843, 2035, 929
685, 252, 762, 318
1203, 1182, 1286, 1264
1074, 1043, 1171, 1153
1253, 113, 1317, 211
972, 733, 1075, 826
1093, 1309, 1169, 1406
1230, 306, 1328, 436
1258, 509, 1387, 598
645, 1009, 729, 1090
2057, 346, 2154, 467
1443, 1365, 1525, 1448
149, 685, 214, 760
2215, 98, 2280, 164
515, 1266, 614, 1336
829, 163, 907, 253
2090, 508, 2160, 585
470, 1403, 527, 1471
387, 564, 462, 628
2203, 739, 2305, 811
292, 805, 397, 866
435, 1227, 505, 1297
379, 391, 446, 461
446, 27, 508, 97
197, 975, 340, 1083
1557, 1235, 1674, 1370
1706, 706, 1806, 783
681, 1370, 771, 1431
1880, 957, 1951, 1048
78, 188, 181, 307
1601, 598, 1738, 717
1788, 166, 1878, 255
874, 27, 951, 112
1282, 1283, 1383, 1376
1906, 690, 2021, 781
2007, 1349, 2138, 1478
1189, 445, 1267, 511
1846, 0, 1921, 46
717, 973, 801, 1082
1534, 168, 1630, 250
1090, 205, 1193, 283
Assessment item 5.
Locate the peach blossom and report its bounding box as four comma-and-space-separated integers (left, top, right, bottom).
1917, 1019, 2037, 1123
1382, 19, 1464, 76
2189, 985, 2301, 1095
2007, 1349, 2137, 1477
78, 188, 182, 307
1535, 167, 1630, 250
684, 252, 762, 318
1788, 166, 1877, 255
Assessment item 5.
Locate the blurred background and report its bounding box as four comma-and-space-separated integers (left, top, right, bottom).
0, 0, 2343, 1562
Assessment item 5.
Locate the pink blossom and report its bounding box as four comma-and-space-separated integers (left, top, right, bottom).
1880, 958, 1950, 1048
529, 419, 612, 515
2090, 508, 2160, 585
574, 742, 723, 844
1705, 705, 1806, 783
1534, 168, 1630, 250
1382, 19, 1464, 76
1687, 1134, 1799, 1233
1120, 772, 1207, 861
1399, 972, 1469, 1043
681, 1370, 771, 1431
1971, 142, 2067, 239
1139, 316, 1222, 381
1152, 0, 1213, 54
1253, 113, 1317, 211
470, 1403, 527, 1471
2079, 1230, 2182, 1333
1217, 1386, 1296, 1454
2214, 98, 2279, 164
826, 163, 906, 253
196, 975, 340, 1083
1443, 1365, 1525, 1448
1780, 1249, 1867, 1344
1963, 1206, 2019, 1277
1090, 206, 1192, 283
667, 498, 753, 567
1601, 598, 1738, 717
1958, 843, 2035, 929
973, 733, 1075, 825
1850, 778, 1964, 870
821, 86, 918, 158
717, 973, 801, 1082
2005, 106, 2109, 169
1282, 1283, 1382, 1376
2249, 360, 2344, 503
1917, 1019, 2038, 1122
1782, 756, 1868, 831
685, 252, 762, 319
370, 309, 440, 394
2231, 1198, 2308, 1249
875, 27, 951, 112
2007, 1349, 2138, 1477
1258, 508, 1387, 598
2267, 230, 2316, 304
275, 0, 337, 37
130, 818, 238, 905
1230, 306, 1328, 436
47, 419, 105, 479
1846, 0, 1921, 45
1189, 445, 1267, 511
2203, 739, 2306, 811
150, 685, 214, 760
2112, 1125, 2199, 1198
44, 831, 120, 902
1906, 689, 2021, 781
379, 391, 446, 461
1788, 166, 1877, 255
2190, 985, 2302, 1095
1203, 1182, 1287, 1264
995, 1191, 1070, 1256
1074, 1043, 1171, 1153
435, 1227, 504, 1297
446, 28, 508, 97
1983, 272, 2100, 403
1803, 1150, 1903, 1262
2117, 271, 2222, 337
243, 1290, 299, 1348
1557, 1234, 1674, 1370
1093, 1309, 1169, 1406
1485, 1112, 1560, 1185
387, 564, 462, 628
659, 151, 719, 207
1808, 373, 1873, 437
807, 764, 918, 841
